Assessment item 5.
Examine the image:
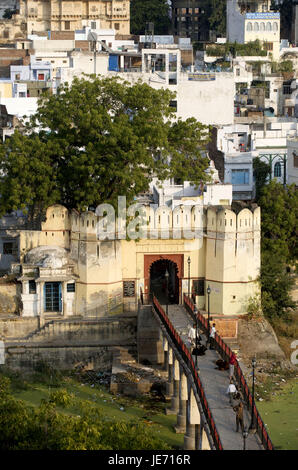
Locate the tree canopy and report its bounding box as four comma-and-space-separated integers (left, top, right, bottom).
130, 0, 171, 36
0, 76, 210, 219
258, 181, 298, 318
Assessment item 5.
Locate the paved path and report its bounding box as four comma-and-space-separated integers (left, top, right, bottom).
164, 304, 264, 451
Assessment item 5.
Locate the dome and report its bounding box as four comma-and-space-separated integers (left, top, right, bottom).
24, 246, 69, 268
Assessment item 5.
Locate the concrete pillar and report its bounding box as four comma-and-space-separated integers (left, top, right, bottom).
120, 55, 124, 71
166, 357, 180, 415
184, 388, 201, 450
163, 336, 168, 371
62, 281, 68, 317
39, 281, 45, 327
165, 51, 169, 84
23, 281, 29, 295
201, 427, 211, 450
175, 368, 188, 433
166, 347, 173, 398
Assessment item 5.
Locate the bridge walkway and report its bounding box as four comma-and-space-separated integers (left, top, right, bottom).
164, 304, 264, 451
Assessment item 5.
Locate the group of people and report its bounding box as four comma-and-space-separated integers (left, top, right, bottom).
188, 322, 216, 350
226, 353, 245, 433
188, 321, 246, 435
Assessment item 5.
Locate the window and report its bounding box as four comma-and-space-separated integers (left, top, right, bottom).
260, 22, 265, 32
193, 279, 204, 296
15, 73, 20, 80
65, 21, 70, 30
3, 242, 14, 255
114, 23, 120, 30
254, 22, 259, 32
283, 84, 291, 95
246, 22, 252, 32
91, 21, 97, 29
45, 282, 62, 312
38, 73, 45, 80
274, 162, 281, 177
67, 283, 75, 293
231, 169, 249, 185
169, 100, 177, 111
263, 42, 273, 51
273, 22, 278, 32
266, 22, 272, 32
29, 280, 36, 294
293, 153, 298, 168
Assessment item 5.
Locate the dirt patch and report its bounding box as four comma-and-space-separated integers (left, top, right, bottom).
238, 317, 286, 362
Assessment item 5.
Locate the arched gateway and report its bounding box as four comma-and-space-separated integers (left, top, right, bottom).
144, 254, 184, 304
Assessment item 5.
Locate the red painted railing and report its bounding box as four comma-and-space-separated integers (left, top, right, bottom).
183, 294, 274, 451
151, 294, 223, 451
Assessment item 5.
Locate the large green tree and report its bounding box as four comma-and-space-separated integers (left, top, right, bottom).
253, 157, 271, 202
271, 0, 293, 42
0, 76, 210, 217
204, 0, 227, 38
258, 181, 298, 318
130, 0, 171, 35
258, 181, 297, 265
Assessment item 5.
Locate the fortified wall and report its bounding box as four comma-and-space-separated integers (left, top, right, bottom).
0, 202, 261, 321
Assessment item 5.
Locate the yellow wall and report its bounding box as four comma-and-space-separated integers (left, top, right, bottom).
18, 204, 261, 317
0, 82, 12, 98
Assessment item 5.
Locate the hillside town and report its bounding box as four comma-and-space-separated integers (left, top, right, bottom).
0, 0, 296, 454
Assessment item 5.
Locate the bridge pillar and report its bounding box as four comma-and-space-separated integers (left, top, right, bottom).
184, 388, 201, 450
162, 336, 168, 372
175, 367, 187, 433
201, 427, 211, 450
166, 356, 180, 415
165, 347, 174, 398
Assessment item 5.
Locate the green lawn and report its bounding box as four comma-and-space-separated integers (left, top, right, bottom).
256, 378, 298, 450
11, 375, 184, 450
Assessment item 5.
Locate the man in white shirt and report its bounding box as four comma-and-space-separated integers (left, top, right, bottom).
226, 379, 237, 405
209, 323, 216, 350
188, 323, 196, 346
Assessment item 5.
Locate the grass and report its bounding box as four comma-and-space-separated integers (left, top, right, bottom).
256, 378, 298, 450
6, 369, 184, 450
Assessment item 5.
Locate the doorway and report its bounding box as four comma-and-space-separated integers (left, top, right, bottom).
150, 259, 179, 305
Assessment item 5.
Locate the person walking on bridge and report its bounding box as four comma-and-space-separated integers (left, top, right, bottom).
188, 323, 196, 347
226, 378, 237, 405
229, 352, 237, 380
233, 401, 245, 433
209, 323, 216, 350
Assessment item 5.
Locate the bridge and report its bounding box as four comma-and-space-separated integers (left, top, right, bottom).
140, 291, 274, 451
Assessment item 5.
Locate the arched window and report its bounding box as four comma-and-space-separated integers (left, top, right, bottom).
254, 22, 259, 32
266, 22, 272, 32
274, 162, 282, 177
273, 22, 278, 32
247, 22, 252, 32
260, 22, 265, 32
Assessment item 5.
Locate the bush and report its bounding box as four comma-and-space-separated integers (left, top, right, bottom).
48, 389, 74, 408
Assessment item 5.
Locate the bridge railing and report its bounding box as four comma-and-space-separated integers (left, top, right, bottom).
183, 294, 274, 451
151, 293, 223, 451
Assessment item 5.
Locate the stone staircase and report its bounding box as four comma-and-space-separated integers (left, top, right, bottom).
6, 315, 137, 346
